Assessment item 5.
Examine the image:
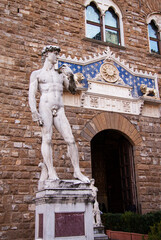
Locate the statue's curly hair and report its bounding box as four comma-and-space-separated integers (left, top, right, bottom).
41, 45, 61, 62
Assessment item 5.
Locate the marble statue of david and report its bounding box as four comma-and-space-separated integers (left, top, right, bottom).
29, 45, 89, 183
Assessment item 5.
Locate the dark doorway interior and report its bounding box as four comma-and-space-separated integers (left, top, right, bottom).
91, 130, 137, 213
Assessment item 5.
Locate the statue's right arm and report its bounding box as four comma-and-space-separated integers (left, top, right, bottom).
29, 71, 43, 126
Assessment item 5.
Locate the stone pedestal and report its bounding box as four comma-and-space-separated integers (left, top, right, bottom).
35, 180, 94, 240
94, 226, 108, 240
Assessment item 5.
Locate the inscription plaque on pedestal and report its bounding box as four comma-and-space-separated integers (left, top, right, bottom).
55, 212, 85, 237
38, 214, 43, 239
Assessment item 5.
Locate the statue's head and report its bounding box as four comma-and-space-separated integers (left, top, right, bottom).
41, 45, 61, 62
90, 178, 95, 185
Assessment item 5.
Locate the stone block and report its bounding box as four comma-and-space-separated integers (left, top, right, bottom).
93, 117, 102, 132
84, 127, 95, 138
81, 131, 92, 141
95, 114, 105, 131
94, 226, 108, 240
86, 122, 97, 136
13, 142, 23, 148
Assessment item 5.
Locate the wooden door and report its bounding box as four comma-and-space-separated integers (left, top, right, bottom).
119, 138, 138, 212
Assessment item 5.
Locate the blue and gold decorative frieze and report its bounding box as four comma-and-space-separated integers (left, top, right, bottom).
58, 47, 158, 98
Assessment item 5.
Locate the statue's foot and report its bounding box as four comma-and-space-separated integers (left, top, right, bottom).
48, 169, 59, 181
48, 173, 59, 181
74, 171, 90, 183
48, 174, 59, 181
49, 168, 59, 181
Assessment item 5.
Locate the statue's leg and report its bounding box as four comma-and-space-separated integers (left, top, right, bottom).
53, 108, 89, 183
40, 108, 59, 180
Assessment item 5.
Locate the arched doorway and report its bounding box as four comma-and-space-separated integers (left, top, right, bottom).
91, 129, 138, 213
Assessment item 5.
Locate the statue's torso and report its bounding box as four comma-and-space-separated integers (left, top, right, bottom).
37, 68, 64, 109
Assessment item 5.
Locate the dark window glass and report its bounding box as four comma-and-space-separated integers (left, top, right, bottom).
86, 3, 102, 40
148, 21, 158, 38
105, 9, 118, 28
105, 29, 119, 44
148, 21, 160, 54
105, 8, 120, 45
149, 40, 159, 54
86, 24, 101, 40
86, 5, 100, 23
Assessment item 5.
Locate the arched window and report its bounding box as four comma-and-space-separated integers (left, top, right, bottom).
85, 2, 123, 46
86, 3, 102, 40
148, 20, 160, 54
105, 8, 120, 45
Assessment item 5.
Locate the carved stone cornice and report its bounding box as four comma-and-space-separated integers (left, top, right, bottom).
63, 80, 161, 118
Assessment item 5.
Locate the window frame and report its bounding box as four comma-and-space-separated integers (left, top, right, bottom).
85, 0, 125, 46
148, 21, 160, 54
104, 8, 121, 45
86, 3, 104, 40
147, 14, 161, 55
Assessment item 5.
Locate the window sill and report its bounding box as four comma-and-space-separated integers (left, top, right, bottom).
82, 37, 126, 50
147, 52, 161, 59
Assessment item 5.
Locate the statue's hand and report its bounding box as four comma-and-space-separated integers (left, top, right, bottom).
32, 111, 44, 126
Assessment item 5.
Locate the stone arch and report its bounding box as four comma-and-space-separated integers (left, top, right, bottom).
147, 13, 161, 30
84, 0, 123, 17
81, 112, 142, 146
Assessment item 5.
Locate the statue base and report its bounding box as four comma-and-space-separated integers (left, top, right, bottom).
35, 179, 94, 240
94, 225, 108, 239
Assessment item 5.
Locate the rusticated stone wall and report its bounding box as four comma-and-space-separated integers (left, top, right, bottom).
0, 0, 161, 239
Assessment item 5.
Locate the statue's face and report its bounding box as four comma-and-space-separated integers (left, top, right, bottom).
47, 51, 59, 64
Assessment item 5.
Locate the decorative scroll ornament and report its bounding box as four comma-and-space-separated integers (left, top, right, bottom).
104, 46, 113, 60
100, 62, 120, 83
